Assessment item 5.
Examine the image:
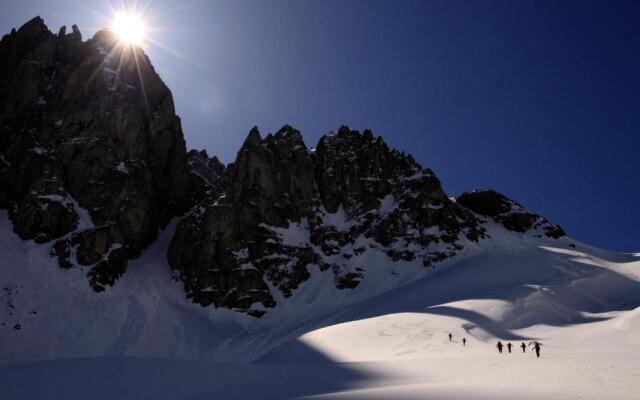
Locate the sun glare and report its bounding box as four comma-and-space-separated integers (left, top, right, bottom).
112, 13, 145, 45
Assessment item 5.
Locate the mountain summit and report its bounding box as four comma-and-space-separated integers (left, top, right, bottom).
0, 17, 193, 291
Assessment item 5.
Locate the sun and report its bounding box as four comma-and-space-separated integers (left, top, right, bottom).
111, 12, 146, 45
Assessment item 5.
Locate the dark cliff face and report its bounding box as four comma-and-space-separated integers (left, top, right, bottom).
455, 189, 566, 239
185, 149, 226, 207
169, 127, 567, 317
168, 126, 488, 316
0, 17, 190, 291
169, 125, 319, 315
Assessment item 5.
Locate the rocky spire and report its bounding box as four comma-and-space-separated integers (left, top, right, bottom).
0, 17, 190, 291
18, 16, 49, 36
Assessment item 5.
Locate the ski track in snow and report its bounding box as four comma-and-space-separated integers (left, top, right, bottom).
0, 210, 639, 399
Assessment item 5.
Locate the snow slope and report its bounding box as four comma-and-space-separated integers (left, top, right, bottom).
261, 307, 640, 399
1, 211, 639, 399
0, 211, 254, 364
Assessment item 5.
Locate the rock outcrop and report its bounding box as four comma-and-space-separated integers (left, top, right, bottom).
0, 17, 189, 291
168, 126, 487, 316
455, 189, 566, 239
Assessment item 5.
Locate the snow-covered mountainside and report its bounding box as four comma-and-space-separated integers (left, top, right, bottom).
1, 207, 639, 399
1, 17, 639, 400
1, 18, 568, 318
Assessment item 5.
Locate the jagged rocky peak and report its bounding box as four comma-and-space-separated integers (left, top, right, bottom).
229, 125, 315, 224
0, 18, 190, 291
169, 126, 319, 315
315, 125, 431, 214
187, 149, 225, 185
168, 125, 487, 316
456, 189, 565, 238
4, 16, 50, 41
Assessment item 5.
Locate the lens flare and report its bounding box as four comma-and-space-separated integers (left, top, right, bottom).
112, 12, 145, 45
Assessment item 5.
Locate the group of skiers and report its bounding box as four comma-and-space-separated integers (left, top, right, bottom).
496, 340, 542, 358
449, 333, 467, 345
448, 333, 542, 358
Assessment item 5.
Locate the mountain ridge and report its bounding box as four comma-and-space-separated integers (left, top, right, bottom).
1, 17, 564, 316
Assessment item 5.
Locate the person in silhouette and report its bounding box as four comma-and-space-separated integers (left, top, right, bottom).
528, 341, 542, 358
507, 342, 513, 353
520, 342, 526, 353
449, 333, 452, 342
533, 341, 541, 358
496, 341, 503, 353
462, 338, 467, 346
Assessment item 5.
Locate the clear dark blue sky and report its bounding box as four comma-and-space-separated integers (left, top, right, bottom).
1, 0, 638, 252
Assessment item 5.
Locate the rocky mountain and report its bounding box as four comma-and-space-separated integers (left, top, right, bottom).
0, 18, 565, 316
0, 17, 194, 291
167, 125, 567, 316
456, 189, 565, 239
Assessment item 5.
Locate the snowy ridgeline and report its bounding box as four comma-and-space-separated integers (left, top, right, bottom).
0, 210, 639, 399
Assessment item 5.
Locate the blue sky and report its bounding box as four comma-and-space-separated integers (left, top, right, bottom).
1, 0, 638, 251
